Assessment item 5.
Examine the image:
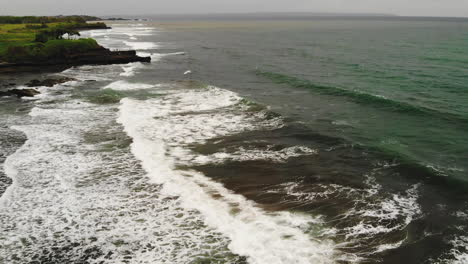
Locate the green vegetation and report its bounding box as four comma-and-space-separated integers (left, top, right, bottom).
0, 16, 107, 63
35, 27, 80, 43
0, 15, 101, 24
2, 39, 100, 62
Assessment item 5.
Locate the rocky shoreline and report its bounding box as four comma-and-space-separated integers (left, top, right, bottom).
0, 47, 150, 74
0, 24, 151, 97
3, 78, 102, 98
0, 77, 79, 97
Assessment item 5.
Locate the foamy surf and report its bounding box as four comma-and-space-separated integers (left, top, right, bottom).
119, 52, 185, 77
192, 146, 318, 165
120, 63, 143, 77
123, 41, 159, 50
0, 75, 242, 264
81, 25, 157, 51
137, 51, 186, 60
448, 236, 468, 264
62, 64, 122, 81
118, 85, 339, 264
103, 80, 156, 90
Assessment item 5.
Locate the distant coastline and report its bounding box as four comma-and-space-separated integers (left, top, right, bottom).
125, 12, 468, 21
115, 12, 398, 21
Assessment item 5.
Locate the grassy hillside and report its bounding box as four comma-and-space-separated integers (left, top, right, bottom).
0, 17, 107, 63
0, 23, 36, 55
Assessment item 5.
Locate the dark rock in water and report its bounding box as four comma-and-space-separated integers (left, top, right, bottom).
0, 47, 151, 73
0, 88, 40, 98
105, 17, 131, 21
26, 77, 77, 87
67, 48, 151, 64
1, 83, 17, 88
10, 88, 40, 97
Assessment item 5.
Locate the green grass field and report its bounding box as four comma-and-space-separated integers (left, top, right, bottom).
0, 21, 104, 63
0, 23, 37, 54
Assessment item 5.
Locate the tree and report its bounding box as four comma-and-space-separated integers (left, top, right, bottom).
34, 28, 81, 42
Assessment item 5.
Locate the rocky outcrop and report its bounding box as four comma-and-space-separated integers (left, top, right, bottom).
104, 18, 130, 21
26, 77, 77, 87
66, 48, 151, 65
1, 82, 16, 88
73, 24, 111, 31
0, 88, 40, 98
0, 47, 151, 73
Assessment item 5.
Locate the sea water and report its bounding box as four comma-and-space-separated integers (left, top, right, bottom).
0, 16, 467, 263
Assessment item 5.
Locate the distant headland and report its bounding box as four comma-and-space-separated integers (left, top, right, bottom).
0, 15, 150, 73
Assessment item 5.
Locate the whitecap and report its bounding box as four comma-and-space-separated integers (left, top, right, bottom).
192, 146, 318, 165
103, 80, 156, 91
123, 41, 158, 50
120, 63, 144, 77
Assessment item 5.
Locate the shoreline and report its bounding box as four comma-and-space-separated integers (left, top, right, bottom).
0, 49, 150, 74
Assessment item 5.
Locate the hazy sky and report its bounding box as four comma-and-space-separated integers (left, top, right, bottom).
2, 0, 468, 17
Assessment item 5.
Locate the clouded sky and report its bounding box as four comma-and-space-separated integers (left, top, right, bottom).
2, 0, 468, 17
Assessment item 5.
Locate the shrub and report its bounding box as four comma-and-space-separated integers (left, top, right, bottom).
3, 43, 45, 62
25, 24, 48, 29
34, 28, 81, 42
34, 32, 49, 43
1, 39, 99, 62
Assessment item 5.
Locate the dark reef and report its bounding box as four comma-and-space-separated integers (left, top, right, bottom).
0, 88, 40, 98
0, 47, 151, 73
26, 77, 77, 87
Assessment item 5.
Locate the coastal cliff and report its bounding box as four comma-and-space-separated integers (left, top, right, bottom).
0, 47, 150, 73
0, 16, 151, 74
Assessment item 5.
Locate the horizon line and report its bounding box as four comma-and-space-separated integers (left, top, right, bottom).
100, 11, 468, 19
1, 11, 468, 19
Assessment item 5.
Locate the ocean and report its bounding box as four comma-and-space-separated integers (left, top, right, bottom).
0, 15, 467, 263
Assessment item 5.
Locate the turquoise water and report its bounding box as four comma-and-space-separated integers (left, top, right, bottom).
260, 20, 468, 180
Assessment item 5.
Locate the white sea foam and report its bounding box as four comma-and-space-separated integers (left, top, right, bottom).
89, 27, 154, 38
118, 85, 339, 263
62, 64, 122, 81
0, 79, 241, 263
374, 240, 405, 253
137, 51, 186, 60
120, 62, 143, 77
310, 181, 422, 258
81, 26, 157, 51
273, 182, 349, 201
192, 146, 318, 165
89, 31, 111, 37
449, 236, 468, 264
119, 50, 180, 76
336, 184, 421, 241
123, 41, 159, 50
264, 172, 422, 256
431, 235, 468, 264
103, 80, 156, 90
